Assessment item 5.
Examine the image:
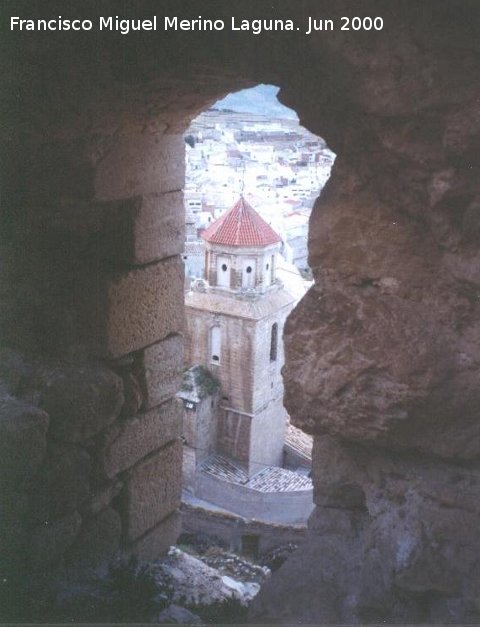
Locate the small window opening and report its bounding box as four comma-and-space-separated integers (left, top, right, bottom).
246, 266, 252, 273
266, 263, 270, 270
210, 326, 221, 364
270, 322, 278, 362
221, 264, 228, 271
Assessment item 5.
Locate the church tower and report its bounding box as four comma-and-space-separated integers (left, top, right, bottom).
184, 197, 296, 476
202, 196, 281, 295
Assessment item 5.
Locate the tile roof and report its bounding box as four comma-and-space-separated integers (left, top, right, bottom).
284, 423, 313, 463
201, 454, 313, 493
201, 196, 281, 248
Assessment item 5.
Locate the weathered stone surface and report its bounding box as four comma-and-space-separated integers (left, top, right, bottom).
0, 348, 35, 398
99, 399, 183, 478
0, 393, 49, 481
311, 436, 365, 510
252, 439, 480, 624
30, 443, 92, 523
128, 511, 181, 560
79, 478, 123, 517
40, 362, 124, 442
155, 547, 257, 608
95, 133, 184, 201
119, 371, 143, 418
30, 510, 82, 571
120, 440, 182, 542
130, 192, 185, 265
65, 507, 121, 567
134, 335, 184, 409
155, 604, 203, 626
83, 258, 185, 359
36, 191, 184, 270
0, 487, 29, 573
3, 2, 480, 623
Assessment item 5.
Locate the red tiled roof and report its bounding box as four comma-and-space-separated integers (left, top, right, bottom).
201, 197, 281, 248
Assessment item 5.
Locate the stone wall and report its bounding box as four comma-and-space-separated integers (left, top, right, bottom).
181, 501, 307, 557
195, 472, 314, 525
0, 344, 184, 574
182, 393, 220, 464
1, 0, 480, 623
184, 302, 291, 472
185, 306, 256, 412
0, 24, 192, 573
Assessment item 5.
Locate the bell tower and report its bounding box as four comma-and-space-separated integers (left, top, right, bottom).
185, 197, 295, 475
202, 196, 281, 295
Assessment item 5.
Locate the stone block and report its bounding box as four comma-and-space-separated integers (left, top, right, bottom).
130, 192, 185, 265
48, 191, 184, 269
83, 257, 185, 359
24, 140, 96, 201
120, 371, 143, 418
0, 487, 29, 572
120, 440, 182, 542
30, 443, 92, 523
0, 347, 34, 397
128, 511, 182, 560
30, 510, 82, 571
40, 362, 124, 442
95, 133, 184, 201
79, 478, 123, 517
66, 507, 121, 567
135, 335, 184, 409
0, 393, 49, 482
99, 399, 183, 478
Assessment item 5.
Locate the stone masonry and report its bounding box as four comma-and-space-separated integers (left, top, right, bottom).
1, 0, 480, 623
0, 109, 187, 574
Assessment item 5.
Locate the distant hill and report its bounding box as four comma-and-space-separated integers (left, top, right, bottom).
212, 84, 298, 120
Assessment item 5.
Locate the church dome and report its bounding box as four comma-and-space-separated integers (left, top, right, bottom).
201, 196, 281, 248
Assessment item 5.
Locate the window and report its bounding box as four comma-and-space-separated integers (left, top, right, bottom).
264, 258, 272, 287
217, 256, 230, 287
270, 323, 278, 362
242, 258, 256, 288
210, 326, 221, 364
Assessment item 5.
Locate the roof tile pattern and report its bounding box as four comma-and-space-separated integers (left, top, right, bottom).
201, 454, 312, 492
201, 196, 281, 247
284, 423, 313, 463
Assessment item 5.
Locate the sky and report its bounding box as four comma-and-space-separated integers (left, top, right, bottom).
213, 84, 298, 120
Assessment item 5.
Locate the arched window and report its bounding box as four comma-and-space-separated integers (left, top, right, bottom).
264, 258, 272, 287
270, 323, 278, 362
217, 255, 230, 287
210, 326, 221, 364
242, 258, 256, 288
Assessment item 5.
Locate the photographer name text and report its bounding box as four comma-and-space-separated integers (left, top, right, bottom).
10, 15, 384, 35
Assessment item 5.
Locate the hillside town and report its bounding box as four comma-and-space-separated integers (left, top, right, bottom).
183, 103, 335, 280
179, 89, 335, 551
